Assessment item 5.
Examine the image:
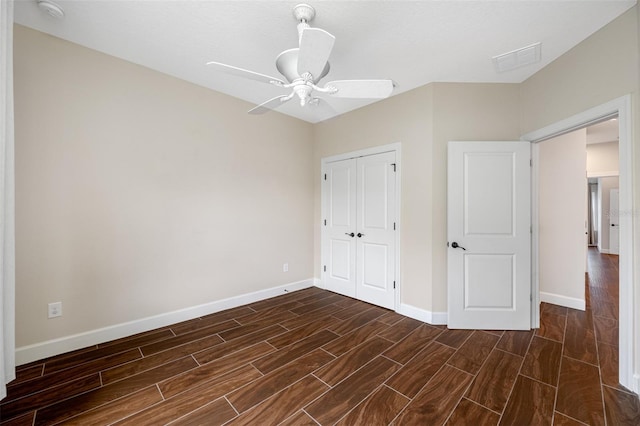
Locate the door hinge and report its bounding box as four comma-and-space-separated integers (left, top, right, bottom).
393, 281, 396, 289
323, 265, 327, 272
324, 219, 327, 226
530, 159, 532, 167
391, 163, 397, 172
530, 225, 532, 234
393, 222, 396, 230
324, 173, 327, 180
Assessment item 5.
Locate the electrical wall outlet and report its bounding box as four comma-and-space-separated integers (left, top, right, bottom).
283, 263, 289, 272
48, 302, 62, 318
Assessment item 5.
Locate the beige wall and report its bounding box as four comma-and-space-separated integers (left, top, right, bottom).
14, 26, 315, 348
430, 83, 521, 310
313, 83, 520, 314
587, 141, 619, 174
520, 8, 638, 135
538, 129, 587, 304
313, 85, 434, 312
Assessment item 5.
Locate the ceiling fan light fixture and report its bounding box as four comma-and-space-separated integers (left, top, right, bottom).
276, 48, 330, 84
37, 0, 65, 19
294, 85, 313, 106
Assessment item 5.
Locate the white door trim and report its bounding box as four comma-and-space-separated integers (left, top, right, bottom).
587, 171, 619, 178
321, 142, 401, 312
522, 95, 635, 393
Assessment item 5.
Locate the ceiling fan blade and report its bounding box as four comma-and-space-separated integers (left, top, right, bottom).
248, 95, 292, 115
297, 28, 335, 79
207, 61, 285, 86
325, 80, 394, 99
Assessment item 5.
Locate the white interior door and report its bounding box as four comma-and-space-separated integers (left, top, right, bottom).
322, 151, 397, 309
356, 152, 396, 309
610, 188, 619, 255
323, 159, 357, 297
448, 141, 531, 330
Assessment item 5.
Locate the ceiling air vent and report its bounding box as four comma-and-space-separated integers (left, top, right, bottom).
492, 42, 541, 73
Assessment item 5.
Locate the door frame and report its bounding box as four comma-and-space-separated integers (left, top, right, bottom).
522, 95, 635, 393
320, 142, 402, 311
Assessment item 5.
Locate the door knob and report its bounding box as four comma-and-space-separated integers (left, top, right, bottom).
451, 242, 466, 250
345, 232, 355, 237
357, 233, 365, 238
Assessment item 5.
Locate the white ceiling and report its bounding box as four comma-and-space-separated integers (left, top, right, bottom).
14, 0, 637, 123
587, 119, 619, 144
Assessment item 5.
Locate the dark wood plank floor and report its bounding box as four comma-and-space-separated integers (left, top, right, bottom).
2, 249, 639, 425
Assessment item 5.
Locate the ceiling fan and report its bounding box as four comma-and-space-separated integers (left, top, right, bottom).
207, 3, 395, 115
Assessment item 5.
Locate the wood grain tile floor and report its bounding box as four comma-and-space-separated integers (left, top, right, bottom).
2, 248, 639, 425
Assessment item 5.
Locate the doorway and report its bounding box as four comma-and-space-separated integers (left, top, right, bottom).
524, 95, 635, 393
536, 129, 587, 310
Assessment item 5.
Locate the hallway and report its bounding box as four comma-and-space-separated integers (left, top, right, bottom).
587, 246, 620, 386
564, 246, 639, 423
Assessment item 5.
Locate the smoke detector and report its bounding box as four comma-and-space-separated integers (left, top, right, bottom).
37, 0, 65, 19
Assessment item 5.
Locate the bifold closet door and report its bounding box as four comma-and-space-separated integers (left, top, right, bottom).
324, 158, 357, 298
323, 152, 396, 309
355, 152, 396, 309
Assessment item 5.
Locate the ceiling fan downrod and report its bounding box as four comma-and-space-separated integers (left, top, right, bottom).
293, 3, 316, 43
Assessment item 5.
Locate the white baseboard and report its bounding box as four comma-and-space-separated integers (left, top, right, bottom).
16, 278, 315, 366
309, 282, 448, 326
633, 374, 640, 396
599, 248, 610, 254
540, 292, 586, 311
398, 303, 448, 325
313, 277, 324, 289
